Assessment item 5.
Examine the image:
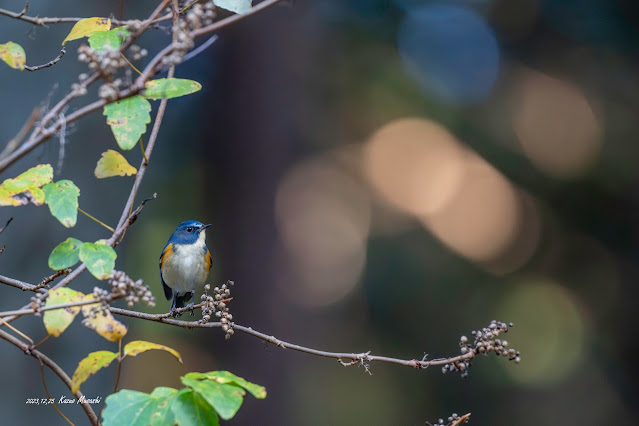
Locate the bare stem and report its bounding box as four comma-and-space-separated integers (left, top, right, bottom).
24, 48, 66, 72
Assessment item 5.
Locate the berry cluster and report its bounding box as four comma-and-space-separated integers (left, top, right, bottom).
109, 270, 156, 307
185, 1, 216, 30
77, 44, 127, 81
442, 320, 519, 378
427, 413, 470, 426
29, 293, 45, 316
199, 280, 235, 339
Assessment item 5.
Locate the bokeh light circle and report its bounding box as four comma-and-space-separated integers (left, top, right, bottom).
398, 5, 500, 104
497, 279, 586, 386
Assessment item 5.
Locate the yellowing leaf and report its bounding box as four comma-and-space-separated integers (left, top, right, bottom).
0, 164, 53, 206
71, 350, 118, 393
81, 295, 127, 341
62, 17, 111, 45
103, 96, 152, 150
0, 42, 26, 70
79, 242, 116, 280
43, 180, 80, 227
123, 340, 183, 364
143, 78, 202, 100
94, 150, 137, 178
43, 288, 85, 337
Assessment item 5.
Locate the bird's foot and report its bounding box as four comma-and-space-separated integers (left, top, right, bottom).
169, 307, 182, 318
188, 301, 195, 316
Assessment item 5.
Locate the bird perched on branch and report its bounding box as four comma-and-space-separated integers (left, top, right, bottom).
159, 220, 212, 317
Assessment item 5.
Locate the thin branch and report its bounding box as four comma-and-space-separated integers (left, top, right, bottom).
36, 269, 72, 290
37, 359, 74, 426
0, 296, 113, 319
0, 217, 13, 234
0, 108, 39, 160
182, 34, 218, 63
0, 328, 99, 425
24, 48, 66, 72
0, 3, 171, 27
0, 274, 42, 292
108, 306, 479, 370
113, 338, 122, 393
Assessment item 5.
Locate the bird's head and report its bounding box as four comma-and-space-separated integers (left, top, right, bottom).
170, 220, 211, 245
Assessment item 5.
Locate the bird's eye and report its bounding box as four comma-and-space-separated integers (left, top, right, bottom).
186, 227, 193, 232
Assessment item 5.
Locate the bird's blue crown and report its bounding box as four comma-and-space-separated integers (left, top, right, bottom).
167, 220, 210, 245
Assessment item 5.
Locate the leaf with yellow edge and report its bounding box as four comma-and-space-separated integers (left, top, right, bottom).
81, 295, 127, 342
0, 164, 53, 206
95, 150, 137, 178
43, 288, 85, 337
62, 17, 111, 45
0, 42, 26, 70
143, 78, 202, 100
123, 340, 183, 364
71, 350, 118, 393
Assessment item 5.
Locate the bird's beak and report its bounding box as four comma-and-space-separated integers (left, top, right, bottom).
202, 224, 212, 229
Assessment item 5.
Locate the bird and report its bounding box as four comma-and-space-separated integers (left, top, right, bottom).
159, 220, 212, 317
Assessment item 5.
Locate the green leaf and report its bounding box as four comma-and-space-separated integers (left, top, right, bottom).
123, 340, 183, 364
88, 27, 130, 52
71, 350, 118, 393
0, 164, 53, 206
43, 180, 80, 227
94, 150, 137, 178
102, 388, 179, 426
0, 41, 26, 70
48, 237, 83, 270
62, 17, 111, 45
181, 374, 245, 420
204, 371, 267, 399
172, 388, 219, 426
43, 288, 85, 337
143, 78, 202, 100
103, 96, 152, 150
214, 0, 252, 14
81, 295, 128, 341
79, 242, 116, 280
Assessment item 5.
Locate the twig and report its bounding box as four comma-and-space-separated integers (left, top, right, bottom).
0, 274, 42, 292
182, 34, 218, 63
0, 217, 13, 234
0, 296, 113, 319
108, 306, 477, 370
0, 3, 171, 27
0, 108, 39, 160
24, 48, 66, 72
0, 328, 99, 425
34, 269, 72, 290
37, 358, 74, 426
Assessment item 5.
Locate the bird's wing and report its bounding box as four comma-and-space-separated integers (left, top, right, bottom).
159, 242, 174, 300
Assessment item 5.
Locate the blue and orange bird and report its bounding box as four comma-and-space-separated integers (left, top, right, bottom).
159, 220, 212, 317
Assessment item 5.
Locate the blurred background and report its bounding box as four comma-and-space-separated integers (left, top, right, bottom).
1, 0, 638, 424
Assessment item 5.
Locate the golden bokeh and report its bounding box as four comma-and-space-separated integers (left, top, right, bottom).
512, 69, 602, 178
274, 157, 371, 307
363, 118, 467, 217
